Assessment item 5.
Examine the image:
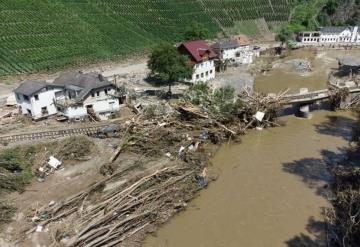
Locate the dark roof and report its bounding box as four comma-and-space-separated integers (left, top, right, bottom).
211, 40, 240, 50
53, 72, 112, 101
14, 80, 48, 96
317, 26, 351, 34
177, 40, 217, 63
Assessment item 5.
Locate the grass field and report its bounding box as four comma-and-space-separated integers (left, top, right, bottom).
0, 0, 290, 76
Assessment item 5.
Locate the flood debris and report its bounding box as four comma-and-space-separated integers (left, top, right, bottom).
12, 84, 287, 246
283, 59, 312, 72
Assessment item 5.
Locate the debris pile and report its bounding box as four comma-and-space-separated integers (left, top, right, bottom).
36, 156, 62, 183
283, 59, 312, 72
28, 165, 197, 247
19, 85, 287, 246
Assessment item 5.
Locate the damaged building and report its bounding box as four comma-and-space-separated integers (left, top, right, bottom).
14, 72, 121, 120
211, 37, 256, 65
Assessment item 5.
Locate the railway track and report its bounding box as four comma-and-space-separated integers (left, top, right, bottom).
0, 125, 106, 144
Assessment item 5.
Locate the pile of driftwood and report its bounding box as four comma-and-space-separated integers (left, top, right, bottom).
28, 165, 198, 247
21, 89, 287, 246
238, 88, 288, 128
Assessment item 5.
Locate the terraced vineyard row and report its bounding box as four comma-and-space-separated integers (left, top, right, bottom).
0, 0, 290, 76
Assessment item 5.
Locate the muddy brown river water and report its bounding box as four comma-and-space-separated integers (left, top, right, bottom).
143, 49, 359, 247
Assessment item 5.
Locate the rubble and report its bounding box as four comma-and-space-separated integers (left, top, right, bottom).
283, 59, 312, 72
14, 84, 288, 247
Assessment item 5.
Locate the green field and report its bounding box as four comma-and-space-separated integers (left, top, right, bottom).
0, 0, 290, 76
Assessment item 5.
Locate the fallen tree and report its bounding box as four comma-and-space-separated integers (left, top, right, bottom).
15, 85, 288, 246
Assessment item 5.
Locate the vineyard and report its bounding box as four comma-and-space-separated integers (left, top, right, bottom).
0, 0, 290, 76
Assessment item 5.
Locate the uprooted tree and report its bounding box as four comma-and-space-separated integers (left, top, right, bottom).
147, 43, 192, 94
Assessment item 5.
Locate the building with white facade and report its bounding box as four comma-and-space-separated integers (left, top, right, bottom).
211, 39, 255, 65
297, 26, 360, 44
177, 40, 216, 83
14, 72, 121, 120
14, 80, 62, 120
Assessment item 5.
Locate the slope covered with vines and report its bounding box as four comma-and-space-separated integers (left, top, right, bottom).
0, 0, 290, 76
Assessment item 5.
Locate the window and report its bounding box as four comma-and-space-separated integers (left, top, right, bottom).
41, 107, 48, 115
206, 71, 209, 76
105, 89, 108, 95
91, 93, 95, 97
24, 95, 30, 101
196, 74, 199, 79
34, 94, 39, 101
201, 73, 204, 78
210, 70, 213, 74
96, 92, 100, 97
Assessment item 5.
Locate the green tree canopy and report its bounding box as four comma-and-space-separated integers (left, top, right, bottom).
147, 43, 192, 93
276, 26, 294, 43
184, 21, 209, 41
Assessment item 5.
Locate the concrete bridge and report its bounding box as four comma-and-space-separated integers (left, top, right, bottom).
278, 84, 360, 117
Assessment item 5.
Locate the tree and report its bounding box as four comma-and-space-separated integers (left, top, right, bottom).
147, 43, 192, 94
184, 21, 209, 41
276, 26, 294, 44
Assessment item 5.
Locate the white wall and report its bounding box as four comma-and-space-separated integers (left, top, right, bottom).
83, 86, 120, 114
300, 27, 360, 44
15, 88, 61, 120
62, 106, 87, 119
15, 85, 121, 120
190, 60, 215, 83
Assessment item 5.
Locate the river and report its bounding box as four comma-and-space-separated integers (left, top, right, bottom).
143, 49, 358, 247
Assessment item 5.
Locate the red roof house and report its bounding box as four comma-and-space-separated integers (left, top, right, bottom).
176, 40, 216, 83
177, 40, 217, 65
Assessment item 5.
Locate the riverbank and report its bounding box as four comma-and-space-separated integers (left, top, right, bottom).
1, 47, 360, 246
144, 110, 357, 247
0, 83, 284, 246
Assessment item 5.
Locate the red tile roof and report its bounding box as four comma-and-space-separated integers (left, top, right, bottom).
177, 40, 217, 63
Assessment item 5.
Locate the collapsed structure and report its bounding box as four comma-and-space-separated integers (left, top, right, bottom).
14, 72, 121, 120
297, 26, 360, 44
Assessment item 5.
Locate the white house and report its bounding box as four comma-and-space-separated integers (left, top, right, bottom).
211, 38, 255, 65
297, 26, 360, 44
53, 72, 120, 119
14, 80, 62, 120
177, 40, 216, 83
14, 72, 121, 120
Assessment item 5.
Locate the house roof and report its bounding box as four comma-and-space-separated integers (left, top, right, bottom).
317, 26, 353, 34
53, 72, 112, 101
178, 40, 217, 62
211, 40, 240, 50
14, 80, 48, 96
237, 36, 250, 46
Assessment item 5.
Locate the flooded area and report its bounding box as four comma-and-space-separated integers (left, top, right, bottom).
145, 111, 355, 247
255, 49, 360, 94
144, 49, 359, 247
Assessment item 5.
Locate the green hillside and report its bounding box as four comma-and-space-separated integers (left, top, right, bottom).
0, 0, 290, 76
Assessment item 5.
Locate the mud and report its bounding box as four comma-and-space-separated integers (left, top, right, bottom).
144, 111, 356, 247
255, 49, 360, 94
143, 48, 360, 247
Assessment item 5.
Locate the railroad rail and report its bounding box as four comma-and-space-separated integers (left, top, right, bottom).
0, 125, 106, 144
